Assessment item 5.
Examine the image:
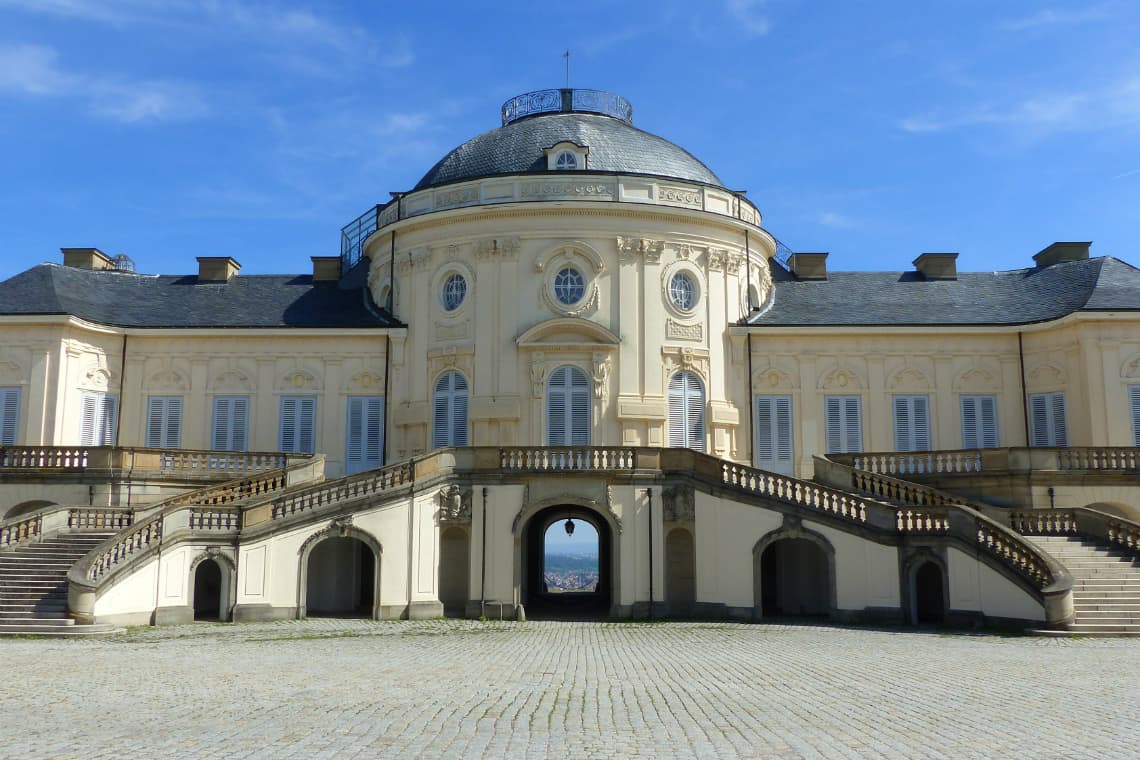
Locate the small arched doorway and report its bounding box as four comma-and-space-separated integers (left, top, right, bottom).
522, 505, 612, 619
304, 536, 377, 618
758, 537, 830, 618
4, 500, 54, 519
913, 561, 946, 624
439, 526, 470, 617
193, 558, 223, 621
665, 528, 696, 616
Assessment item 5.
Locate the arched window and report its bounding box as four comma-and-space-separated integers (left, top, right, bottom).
667, 371, 705, 452
432, 371, 469, 448
554, 151, 578, 170
546, 365, 590, 445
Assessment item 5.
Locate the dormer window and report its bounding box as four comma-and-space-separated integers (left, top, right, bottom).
555, 151, 578, 170
544, 141, 588, 171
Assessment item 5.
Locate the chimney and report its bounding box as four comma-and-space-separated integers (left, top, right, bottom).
913, 252, 958, 280
1033, 241, 1090, 268
61, 247, 114, 270
788, 252, 828, 280
311, 256, 341, 282
197, 256, 241, 282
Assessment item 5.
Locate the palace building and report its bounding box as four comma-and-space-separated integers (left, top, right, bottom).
1, 89, 1139, 635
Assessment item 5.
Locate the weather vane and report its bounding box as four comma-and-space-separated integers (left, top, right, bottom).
563, 49, 570, 88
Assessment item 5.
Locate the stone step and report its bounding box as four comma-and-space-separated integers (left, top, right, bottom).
1065, 609, 1140, 620
0, 610, 68, 620
1065, 623, 1140, 634
1074, 602, 1140, 611
0, 621, 122, 637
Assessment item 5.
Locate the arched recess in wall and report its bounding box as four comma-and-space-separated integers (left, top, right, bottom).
296, 522, 383, 620
188, 550, 237, 622
901, 550, 947, 626
4, 500, 55, 519
752, 523, 836, 619
664, 527, 696, 615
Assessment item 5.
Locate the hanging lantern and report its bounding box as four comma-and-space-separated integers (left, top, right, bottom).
564, 517, 575, 536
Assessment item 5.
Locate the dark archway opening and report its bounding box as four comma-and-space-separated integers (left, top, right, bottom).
665, 528, 696, 616
439, 526, 470, 617
193, 559, 223, 621
523, 505, 612, 620
914, 561, 945, 624
306, 536, 375, 617
759, 537, 829, 618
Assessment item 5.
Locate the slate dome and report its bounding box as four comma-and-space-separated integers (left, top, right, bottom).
414, 89, 724, 191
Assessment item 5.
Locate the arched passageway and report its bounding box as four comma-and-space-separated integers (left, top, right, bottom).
665, 528, 696, 615
439, 526, 470, 617
193, 558, 223, 621
305, 537, 376, 617
758, 537, 830, 618
4, 500, 54, 519
522, 505, 612, 620
914, 561, 945, 624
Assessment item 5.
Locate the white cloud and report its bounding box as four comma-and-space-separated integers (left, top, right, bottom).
0, 42, 206, 123
899, 77, 1140, 137
813, 211, 854, 229
999, 7, 1109, 31
725, 0, 770, 37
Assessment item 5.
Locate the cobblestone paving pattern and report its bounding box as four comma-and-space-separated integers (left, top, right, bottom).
2, 620, 1138, 758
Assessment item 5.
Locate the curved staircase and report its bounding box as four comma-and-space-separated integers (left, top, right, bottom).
1023, 535, 1140, 636
0, 532, 123, 636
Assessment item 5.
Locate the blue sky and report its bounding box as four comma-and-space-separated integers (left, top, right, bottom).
544, 519, 599, 555
1, 1, 1138, 283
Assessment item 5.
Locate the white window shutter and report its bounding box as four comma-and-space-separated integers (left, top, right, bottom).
893, 395, 930, 452
843, 397, 862, 453
0, 388, 20, 446
432, 372, 469, 448
1131, 385, 1140, 447
979, 396, 998, 448
345, 396, 383, 474
1051, 392, 1067, 447
961, 396, 979, 449
279, 396, 317, 453
211, 396, 249, 451
146, 397, 183, 448
755, 395, 793, 475
279, 397, 297, 451
1029, 392, 1066, 447
668, 371, 705, 452
546, 367, 567, 446
961, 396, 999, 449
99, 395, 117, 445
824, 397, 841, 454
570, 368, 589, 445
80, 393, 97, 446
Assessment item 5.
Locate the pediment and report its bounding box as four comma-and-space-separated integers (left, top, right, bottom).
516, 317, 620, 350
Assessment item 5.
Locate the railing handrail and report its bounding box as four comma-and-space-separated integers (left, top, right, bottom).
818, 453, 1067, 594
1011, 506, 1140, 556
68, 454, 322, 591
832, 446, 1140, 475
0, 444, 310, 473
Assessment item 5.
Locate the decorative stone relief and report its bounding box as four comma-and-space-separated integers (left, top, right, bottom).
427, 345, 474, 384
476, 237, 521, 260
953, 367, 999, 393
662, 485, 695, 523
0, 361, 23, 385
530, 352, 547, 398
147, 368, 189, 393
520, 179, 615, 200
80, 364, 114, 392
707, 248, 730, 272
210, 368, 254, 394
277, 369, 321, 392
331, 515, 354, 536
657, 185, 702, 207
1121, 355, 1140, 379
666, 319, 703, 341
437, 485, 472, 523
752, 367, 796, 390
818, 365, 864, 391
344, 370, 384, 393
662, 347, 710, 385
616, 237, 664, 263
435, 187, 478, 208
888, 367, 931, 392
1027, 363, 1066, 390
591, 353, 611, 401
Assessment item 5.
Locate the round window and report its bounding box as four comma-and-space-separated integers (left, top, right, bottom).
669, 271, 696, 311
553, 267, 585, 305
441, 273, 467, 311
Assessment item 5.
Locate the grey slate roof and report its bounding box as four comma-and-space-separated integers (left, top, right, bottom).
414, 112, 723, 191
0, 263, 400, 329
746, 257, 1140, 327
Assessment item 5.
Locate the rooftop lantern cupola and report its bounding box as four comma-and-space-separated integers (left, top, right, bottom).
500, 88, 634, 126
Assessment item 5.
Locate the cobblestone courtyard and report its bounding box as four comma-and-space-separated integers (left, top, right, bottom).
2, 620, 1138, 758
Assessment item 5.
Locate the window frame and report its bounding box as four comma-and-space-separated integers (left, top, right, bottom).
546, 365, 591, 446
892, 394, 932, 452
279, 395, 318, 454
211, 395, 250, 452
553, 266, 586, 306
1028, 391, 1068, 447
432, 371, 469, 449
754, 394, 794, 475
824, 395, 863, 455
960, 394, 999, 449
145, 395, 183, 449
0, 387, 20, 446
667, 370, 706, 452
79, 391, 117, 446
345, 395, 384, 474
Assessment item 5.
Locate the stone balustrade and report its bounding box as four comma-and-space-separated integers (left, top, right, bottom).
0, 512, 41, 549
0, 445, 302, 476
499, 447, 636, 472
722, 462, 870, 525
189, 508, 241, 531
1012, 507, 1140, 557
834, 446, 1140, 476
67, 509, 132, 531
0, 446, 90, 469
976, 520, 1053, 588
268, 461, 414, 522
896, 509, 950, 533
